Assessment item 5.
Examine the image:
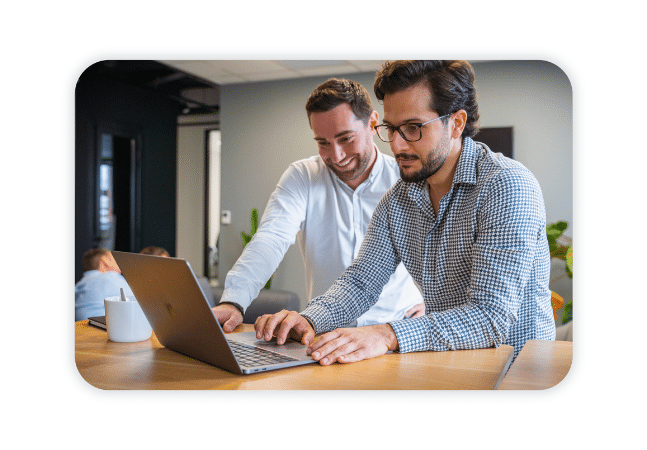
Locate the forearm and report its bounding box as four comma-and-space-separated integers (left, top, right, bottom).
390, 306, 512, 353
221, 234, 288, 310
221, 169, 307, 311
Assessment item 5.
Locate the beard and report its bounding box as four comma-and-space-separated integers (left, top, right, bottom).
324, 142, 374, 182
397, 130, 451, 183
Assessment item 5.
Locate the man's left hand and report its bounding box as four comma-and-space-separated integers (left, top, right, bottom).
405, 302, 426, 318
307, 324, 399, 365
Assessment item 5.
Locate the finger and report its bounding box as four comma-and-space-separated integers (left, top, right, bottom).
310, 333, 351, 363
254, 312, 283, 339
254, 314, 270, 339
336, 348, 366, 364
286, 316, 314, 346
262, 310, 291, 341
276, 313, 301, 345
223, 313, 242, 333
410, 309, 425, 319
307, 329, 339, 355
300, 327, 315, 347
316, 339, 357, 365
405, 303, 425, 318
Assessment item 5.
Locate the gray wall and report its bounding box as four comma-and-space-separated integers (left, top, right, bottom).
190, 60, 572, 309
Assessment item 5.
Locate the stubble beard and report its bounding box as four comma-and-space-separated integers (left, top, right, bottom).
398, 131, 451, 183
326, 141, 373, 182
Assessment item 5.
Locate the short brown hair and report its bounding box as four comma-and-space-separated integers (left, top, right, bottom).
140, 246, 170, 257
306, 78, 373, 125
82, 248, 109, 271
374, 60, 480, 138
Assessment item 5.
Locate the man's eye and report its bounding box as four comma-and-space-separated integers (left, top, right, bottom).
404, 124, 419, 133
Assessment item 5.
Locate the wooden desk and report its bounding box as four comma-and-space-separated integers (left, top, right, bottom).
497, 340, 573, 390
75, 321, 514, 390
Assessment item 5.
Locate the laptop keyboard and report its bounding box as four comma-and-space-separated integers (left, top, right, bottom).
228, 340, 299, 367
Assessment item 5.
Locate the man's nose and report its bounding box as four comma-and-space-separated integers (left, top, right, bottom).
329, 143, 346, 163
389, 131, 409, 153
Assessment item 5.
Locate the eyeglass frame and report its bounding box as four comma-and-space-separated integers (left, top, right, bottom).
374, 113, 452, 143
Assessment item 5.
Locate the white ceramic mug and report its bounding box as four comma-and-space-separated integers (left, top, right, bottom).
104, 296, 152, 342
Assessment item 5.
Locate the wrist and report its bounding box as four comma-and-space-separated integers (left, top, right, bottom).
383, 324, 400, 352
219, 301, 244, 317
302, 315, 316, 333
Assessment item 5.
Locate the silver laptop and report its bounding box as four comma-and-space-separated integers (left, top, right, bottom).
112, 251, 316, 375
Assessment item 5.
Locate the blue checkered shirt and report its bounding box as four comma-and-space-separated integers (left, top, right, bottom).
301, 137, 556, 357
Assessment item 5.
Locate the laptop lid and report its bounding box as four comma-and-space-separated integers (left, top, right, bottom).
112, 251, 315, 375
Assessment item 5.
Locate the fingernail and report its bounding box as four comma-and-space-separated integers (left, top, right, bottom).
312, 352, 319, 359
265, 333, 271, 340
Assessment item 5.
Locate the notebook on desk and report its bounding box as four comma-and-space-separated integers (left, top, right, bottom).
88, 316, 106, 330
111, 251, 316, 375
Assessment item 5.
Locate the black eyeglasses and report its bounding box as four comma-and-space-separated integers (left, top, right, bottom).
374, 113, 451, 143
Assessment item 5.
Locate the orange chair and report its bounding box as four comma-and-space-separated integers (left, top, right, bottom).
551, 291, 564, 321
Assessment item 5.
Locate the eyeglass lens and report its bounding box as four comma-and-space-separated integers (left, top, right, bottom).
376, 124, 422, 143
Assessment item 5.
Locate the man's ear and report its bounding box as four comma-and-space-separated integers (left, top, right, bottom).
368, 110, 379, 132
450, 110, 467, 139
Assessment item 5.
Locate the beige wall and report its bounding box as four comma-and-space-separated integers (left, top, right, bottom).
176, 114, 219, 276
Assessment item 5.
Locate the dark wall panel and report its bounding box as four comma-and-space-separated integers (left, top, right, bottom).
75, 68, 180, 282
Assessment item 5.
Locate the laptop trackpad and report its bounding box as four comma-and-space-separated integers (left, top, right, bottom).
227, 331, 313, 362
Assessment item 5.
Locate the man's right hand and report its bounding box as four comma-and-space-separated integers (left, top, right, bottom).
212, 304, 244, 332
254, 310, 315, 346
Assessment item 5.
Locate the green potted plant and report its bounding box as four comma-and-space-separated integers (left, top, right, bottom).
546, 221, 573, 324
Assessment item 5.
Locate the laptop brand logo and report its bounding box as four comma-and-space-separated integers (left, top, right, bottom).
165, 303, 175, 316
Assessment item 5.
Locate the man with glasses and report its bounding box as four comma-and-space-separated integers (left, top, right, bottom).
213, 78, 424, 332
255, 60, 555, 364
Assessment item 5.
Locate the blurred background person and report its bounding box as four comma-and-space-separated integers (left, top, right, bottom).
75, 248, 134, 321
139, 246, 170, 257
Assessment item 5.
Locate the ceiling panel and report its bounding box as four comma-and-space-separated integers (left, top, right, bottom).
159, 60, 384, 85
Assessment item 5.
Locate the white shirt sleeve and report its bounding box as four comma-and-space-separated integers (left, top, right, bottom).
219, 163, 309, 311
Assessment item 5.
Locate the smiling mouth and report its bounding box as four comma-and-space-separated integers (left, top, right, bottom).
335, 159, 353, 168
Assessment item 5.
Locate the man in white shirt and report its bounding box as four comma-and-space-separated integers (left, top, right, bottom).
212, 78, 424, 332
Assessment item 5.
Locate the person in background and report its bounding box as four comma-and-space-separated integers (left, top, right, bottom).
74, 248, 134, 321
140, 246, 170, 257
212, 78, 424, 332
255, 60, 555, 364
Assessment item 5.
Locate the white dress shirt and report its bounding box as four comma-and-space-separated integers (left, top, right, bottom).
219, 145, 423, 326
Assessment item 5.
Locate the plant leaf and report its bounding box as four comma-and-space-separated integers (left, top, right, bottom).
562, 300, 572, 324
565, 244, 573, 278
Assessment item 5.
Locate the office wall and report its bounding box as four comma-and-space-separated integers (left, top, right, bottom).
213, 60, 572, 309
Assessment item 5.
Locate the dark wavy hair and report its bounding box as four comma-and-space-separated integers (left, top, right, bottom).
374, 60, 480, 138
306, 78, 373, 125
